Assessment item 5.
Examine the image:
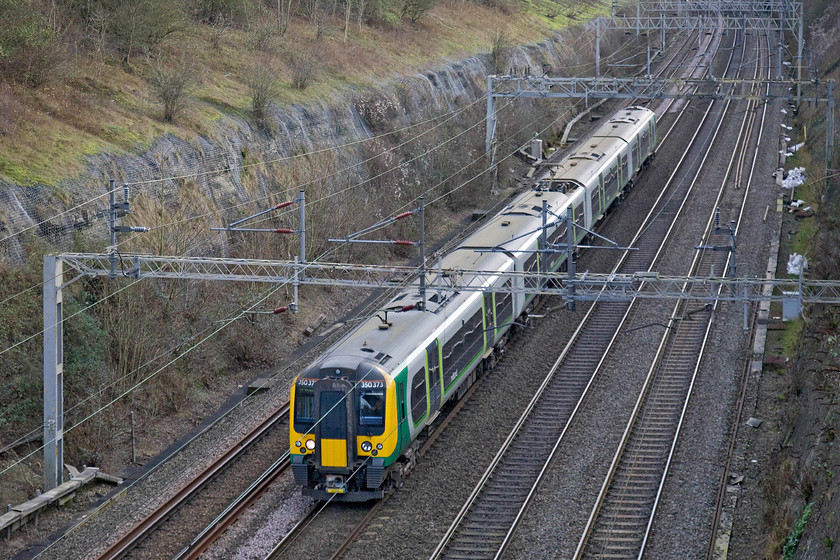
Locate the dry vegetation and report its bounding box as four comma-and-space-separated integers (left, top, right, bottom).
0, 0, 604, 186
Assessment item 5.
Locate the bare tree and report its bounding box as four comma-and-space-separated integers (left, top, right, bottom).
246, 63, 279, 127
344, 0, 352, 42
289, 49, 317, 89
401, 0, 436, 24
150, 55, 198, 123
210, 12, 228, 49
490, 30, 510, 74
253, 22, 278, 51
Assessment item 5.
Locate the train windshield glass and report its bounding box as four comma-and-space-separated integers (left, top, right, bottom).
294, 386, 315, 433
359, 390, 385, 427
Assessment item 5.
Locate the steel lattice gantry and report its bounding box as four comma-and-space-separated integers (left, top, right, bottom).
41, 251, 840, 489
56, 252, 840, 304
484, 75, 834, 190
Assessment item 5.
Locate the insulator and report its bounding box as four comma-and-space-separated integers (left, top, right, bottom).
393, 240, 414, 246
400, 304, 415, 312
394, 211, 413, 220
274, 228, 295, 234
274, 200, 294, 210
273, 306, 288, 314
123, 185, 130, 203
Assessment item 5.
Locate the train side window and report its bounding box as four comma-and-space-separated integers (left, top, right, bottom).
495, 279, 513, 330
294, 387, 315, 433
442, 308, 484, 389
524, 251, 539, 289
410, 369, 427, 424
574, 202, 585, 233
398, 382, 406, 422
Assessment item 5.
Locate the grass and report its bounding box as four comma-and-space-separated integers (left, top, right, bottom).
783, 502, 813, 559
1, 1, 602, 187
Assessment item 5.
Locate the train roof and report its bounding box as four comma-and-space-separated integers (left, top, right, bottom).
547, 106, 655, 188
308, 188, 578, 377
593, 106, 655, 140
299, 106, 656, 380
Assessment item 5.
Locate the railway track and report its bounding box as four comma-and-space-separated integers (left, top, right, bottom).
429, 23, 754, 560
95, 403, 290, 559
263, 365, 489, 560
574, 30, 775, 560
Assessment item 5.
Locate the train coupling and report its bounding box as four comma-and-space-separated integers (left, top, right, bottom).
325, 475, 346, 494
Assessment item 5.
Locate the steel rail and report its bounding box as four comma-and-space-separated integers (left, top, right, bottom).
94, 403, 290, 559
641, 31, 775, 558
173, 454, 291, 560
264, 350, 489, 560
499, 24, 744, 560
429, 26, 735, 560
573, 29, 772, 559
703, 32, 778, 559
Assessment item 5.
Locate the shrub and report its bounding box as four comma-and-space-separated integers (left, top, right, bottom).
289, 49, 317, 90
0, 0, 65, 86
149, 55, 198, 123
401, 0, 436, 23
106, 0, 184, 64
253, 23, 278, 51
490, 30, 511, 75
246, 63, 278, 126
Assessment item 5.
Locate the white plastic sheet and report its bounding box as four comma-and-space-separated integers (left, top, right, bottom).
782, 167, 807, 189
787, 253, 809, 275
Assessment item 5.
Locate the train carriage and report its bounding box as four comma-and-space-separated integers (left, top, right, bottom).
289, 106, 656, 501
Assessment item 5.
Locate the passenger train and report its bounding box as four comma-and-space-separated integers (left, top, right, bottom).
289, 106, 657, 500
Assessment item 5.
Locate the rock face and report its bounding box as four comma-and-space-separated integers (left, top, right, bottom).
0, 33, 577, 263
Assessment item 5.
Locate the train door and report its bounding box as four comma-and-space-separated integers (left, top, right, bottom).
493, 279, 514, 337
573, 201, 586, 240
410, 366, 428, 427
617, 154, 623, 187
316, 385, 350, 469
426, 339, 442, 415
483, 293, 493, 345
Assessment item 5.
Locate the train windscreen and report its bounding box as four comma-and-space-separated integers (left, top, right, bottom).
294, 385, 315, 433
359, 389, 385, 427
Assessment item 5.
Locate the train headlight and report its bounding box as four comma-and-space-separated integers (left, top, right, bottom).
372, 449, 378, 456
376, 443, 383, 450
305, 439, 316, 450
295, 440, 302, 448
361, 441, 372, 453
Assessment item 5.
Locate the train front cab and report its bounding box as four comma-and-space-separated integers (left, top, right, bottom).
290, 361, 400, 501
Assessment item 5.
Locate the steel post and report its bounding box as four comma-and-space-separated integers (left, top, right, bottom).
485, 77, 496, 157
43, 255, 64, 490
108, 180, 116, 279
595, 22, 601, 78
661, 14, 665, 49
566, 206, 576, 311
419, 197, 426, 311
827, 81, 835, 193
293, 256, 300, 313
299, 189, 306, 279
797, 13, 803, 99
